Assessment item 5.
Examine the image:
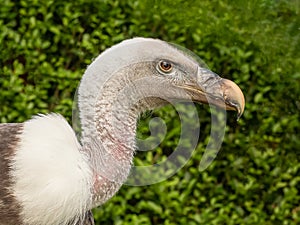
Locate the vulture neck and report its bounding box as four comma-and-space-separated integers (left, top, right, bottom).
78, 64, 164, 207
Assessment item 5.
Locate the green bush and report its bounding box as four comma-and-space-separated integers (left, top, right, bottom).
1, 0, 299, 224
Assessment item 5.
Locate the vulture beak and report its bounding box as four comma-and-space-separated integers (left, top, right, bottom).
181, 67, 245, 119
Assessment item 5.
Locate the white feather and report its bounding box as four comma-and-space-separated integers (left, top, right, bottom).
11, 114, 92, 225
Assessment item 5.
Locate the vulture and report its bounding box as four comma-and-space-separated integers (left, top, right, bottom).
0, 38, 245, 225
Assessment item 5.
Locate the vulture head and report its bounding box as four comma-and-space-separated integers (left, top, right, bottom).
77, 37, 244, 147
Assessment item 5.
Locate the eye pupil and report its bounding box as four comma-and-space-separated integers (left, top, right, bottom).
159, 61, 172, 72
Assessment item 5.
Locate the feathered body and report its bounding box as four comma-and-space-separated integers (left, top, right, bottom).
0, 116, 93, 225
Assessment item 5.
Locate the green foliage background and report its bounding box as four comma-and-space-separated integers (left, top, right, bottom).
1, 0, 300, 224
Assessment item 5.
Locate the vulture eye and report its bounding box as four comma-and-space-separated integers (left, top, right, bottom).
158, 60, 173, 73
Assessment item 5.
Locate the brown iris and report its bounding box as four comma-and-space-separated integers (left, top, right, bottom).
159, 61, 173, 73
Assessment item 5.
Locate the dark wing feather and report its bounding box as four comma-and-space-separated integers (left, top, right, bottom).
0, 123, 24, 224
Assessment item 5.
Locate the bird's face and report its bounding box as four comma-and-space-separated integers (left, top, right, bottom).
125, 39, 245, 118
79, 38, 244, 120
